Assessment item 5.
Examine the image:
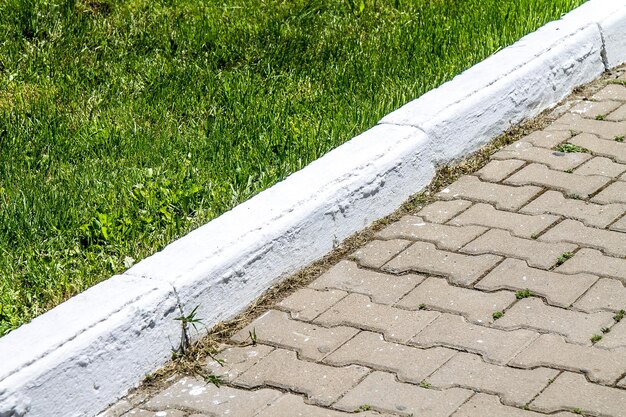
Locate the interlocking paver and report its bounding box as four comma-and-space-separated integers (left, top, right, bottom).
324, 331, 455, 384
611, 215, 626, 232
608, 102, 626, 121
143, 377, 282, 417
112, 69, 626, 417
461, 229, 576, 270
396, 276, 515, 324
520, 190, 625, 228
519, 130, 570, 148
255, 394, 392, 417
205, 344, 274, 383
350, 239, 411, 269
539, 219, 626, 257
277, 288, 346, 321
476, 258, 597, 308
511, 333, 626, 384
333, 371, 472, 417
437, 176, 542, 211
448, 203, 557, 238
592, 180, 626, 204
547, 113, 626, 139
596, 320, 626, 349
574, 156, 626, 177
476, 159, 525, 182
592, 84, 626, 101
568, 132, 626, 163
504, 163, 610, 197
417, 199, 472, 223
411, 313, 538, 365
494, 297, 614, 345
426, 352, 557, 407
569, 99, 621, 117
235, 349, 369, 406
314, 293, 440, 343
556, 248, 626, 283
493, 141, 590, 171
451, 393, 577, 417
383, 241, 501, 286
376, 215, 486, 250
232, 310, 358, 360
575, 278, 626, 312
531, 372, 626, 416
309, 260, 423, 305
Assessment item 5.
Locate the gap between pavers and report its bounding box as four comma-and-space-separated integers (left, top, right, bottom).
1, 0, 626, 416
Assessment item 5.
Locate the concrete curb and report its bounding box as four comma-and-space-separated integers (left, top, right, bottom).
2, 1, 625, 415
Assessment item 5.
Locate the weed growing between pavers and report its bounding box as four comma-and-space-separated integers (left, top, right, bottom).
0, 0, 586, 333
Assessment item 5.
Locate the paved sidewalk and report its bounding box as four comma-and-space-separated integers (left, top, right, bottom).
103, 69, 626, 417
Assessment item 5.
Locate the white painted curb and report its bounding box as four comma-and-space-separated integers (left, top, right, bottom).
1, 0, 625, 415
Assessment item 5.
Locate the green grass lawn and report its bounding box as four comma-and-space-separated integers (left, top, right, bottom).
0, 0, 586, 334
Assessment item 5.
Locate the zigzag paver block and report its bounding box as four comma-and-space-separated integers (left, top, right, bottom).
511, 333, 626, 384
324, 331, 455, 384
476, 258, 597, 308
504, 163, 610, 197
334, 371, 472, 417
436, 176, 542, 210
396, 276, 515, 324
411, 313, 538, 365
383, 241, 501, 286
494, 298, 614, 345
426, 352, 558, 407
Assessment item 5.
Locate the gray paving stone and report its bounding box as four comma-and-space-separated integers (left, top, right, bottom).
607, 102, 626, 121
232, 310, 359, 360
314, 293, 439, 343
573, 156, 626, 177
254, 394, 393, 417
520, 190, 625, 228
125, 410, 185, 417
531, 372, 626, 416
324, 331, 455, 384
476, 258, 597, 308
592, 180, 626, 204
417, 199, 473, 223
569, 99, 621, 118
511, 333, 626, 384
461, 229, 577, 270
519, 130, 570, 148
205, 344, 274, 383
556, 248, 626, 283
596, 320, 626, 349
494, 298, 615, 345
437, 176, 542, 211
376, 215, 486, 251
610, 215, 626, 232
547, 113, 626, 139
592, 84, 626, 101
277, 288, 346, 321
451, 393, 577, 417
539, 219, 626, 257
427, 352, 557, 407
504, 163, 610, 197
575, 278, 626, 312
235, 349, 369, 406
351, 239, 412, 269
384, 242, 501, 286
493, 141, 590, 171
309, 260, 423, 305
334, 371, 472, 417
396, 276, 515, 324
144, 377, 281, 417
411, 313, 538, 365
569, 133, 626, 163
449, 203, 558, 238
476, 159, 526, 182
